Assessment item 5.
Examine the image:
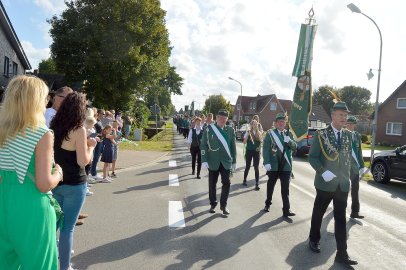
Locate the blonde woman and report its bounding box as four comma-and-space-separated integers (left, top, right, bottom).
252, 115, 264, 133
242, 119, 263, 190
0, 75, 62, 269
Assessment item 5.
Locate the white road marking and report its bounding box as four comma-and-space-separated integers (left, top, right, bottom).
169, 174, 179, 187
168, 201, 185, 228
169, 160, 177, 167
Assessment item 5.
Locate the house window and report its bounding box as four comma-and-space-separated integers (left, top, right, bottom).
270, 102, 277, 111
3, 57, 9, 76
252, 102, 256, 110
245, 116, 250, 121
386, 122, 402, 136
237, 104, 241, 110
12, 62, 18, 76
397, 98, 406, 109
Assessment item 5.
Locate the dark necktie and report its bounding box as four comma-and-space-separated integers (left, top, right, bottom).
337, 131, 341, 150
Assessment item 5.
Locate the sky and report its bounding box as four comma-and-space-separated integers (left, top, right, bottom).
3, 0, 406, 111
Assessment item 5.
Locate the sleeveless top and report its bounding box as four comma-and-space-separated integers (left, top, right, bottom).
191, 129, 203, 147
246, 131, 261, 151
0, 126, 49, 184
54, 146, 87, 186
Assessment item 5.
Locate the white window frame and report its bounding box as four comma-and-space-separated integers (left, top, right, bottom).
252, 102, 256, 110
396, 98, 406, 109
386, 122, 402, 136
237, 104, 241, 110
270, 102, 277, 111
244, 116, 250, 121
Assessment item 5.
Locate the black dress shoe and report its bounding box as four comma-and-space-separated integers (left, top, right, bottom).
242, 181, 247, 186
335, 255, 358, 265
220, 206, 230, 215
196, 175, 201, 179
263, 205, 270, 212
192, 171, 195, 175
209, 206, 216, 213
255, 184, 260, 191
308, 240, 320, 253
350, 212, 365, 219
283, 210, 296, 217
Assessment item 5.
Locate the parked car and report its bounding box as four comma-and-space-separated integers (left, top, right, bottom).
295, 128, 319, 156
371, 145, 406, 184
236, 123, 249, 140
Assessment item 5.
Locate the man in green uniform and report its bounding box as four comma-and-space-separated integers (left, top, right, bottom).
346, 115, 367, 219
308, 102, 358, 266
201, 109, 237, 215
262, 112, 297, 217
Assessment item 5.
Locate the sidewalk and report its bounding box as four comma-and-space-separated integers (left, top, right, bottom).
105, 150, 169, 170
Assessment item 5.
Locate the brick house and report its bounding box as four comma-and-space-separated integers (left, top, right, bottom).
376, 80, 406, 146
232, 94, 330, 131
0, 1, 31, 97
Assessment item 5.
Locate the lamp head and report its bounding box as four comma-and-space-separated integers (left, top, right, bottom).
347, 3, 362, 13
228, 76, 234, 80
367, 69, 374, 80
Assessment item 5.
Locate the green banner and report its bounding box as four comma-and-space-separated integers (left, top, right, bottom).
289, 75, 312, 141
292, 24, 317, 77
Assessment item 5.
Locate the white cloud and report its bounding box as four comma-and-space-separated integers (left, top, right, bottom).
163, 0, 406, 112
21, 41, 50, 70
33, 0, 65, 14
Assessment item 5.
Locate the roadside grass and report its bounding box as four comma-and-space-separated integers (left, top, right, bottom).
362, 143, 394, 151
119, 125, 174, 152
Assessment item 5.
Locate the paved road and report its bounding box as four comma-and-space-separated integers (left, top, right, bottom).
72, 131, 406, 270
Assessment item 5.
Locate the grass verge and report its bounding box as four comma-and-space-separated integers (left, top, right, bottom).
362, 144, 394, 151
119, 126, 174, 152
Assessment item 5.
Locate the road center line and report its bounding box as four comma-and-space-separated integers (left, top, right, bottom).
169, 174, 179, 186
168, 201, 185, 228
169, 160, 177, 167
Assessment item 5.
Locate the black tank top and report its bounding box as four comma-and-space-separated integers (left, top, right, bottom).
54, 146, 87, 185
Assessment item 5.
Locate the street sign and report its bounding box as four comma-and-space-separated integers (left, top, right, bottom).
150, 103, 161, 114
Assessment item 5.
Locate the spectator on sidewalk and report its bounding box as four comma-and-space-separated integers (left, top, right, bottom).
50, 92, 97, 270
0, 75, 62, 270
90, 109, 105, 181
45, 86, 73, 127
100, 124, 117, 182
111, 121, 122, 177
123, 112, 133, 139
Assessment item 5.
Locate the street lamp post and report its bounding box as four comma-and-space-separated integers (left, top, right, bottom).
347, 3, 382, 161
228, 77, 243, 129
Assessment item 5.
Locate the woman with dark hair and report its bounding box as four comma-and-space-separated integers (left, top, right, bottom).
50, 92, 96, 270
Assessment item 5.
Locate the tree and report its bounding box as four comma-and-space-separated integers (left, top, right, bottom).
313, 85, 338, 115
38, 58, 58, 74
202, 94, 234, 116
338, 86, 373, 116
48, 0, 171, 109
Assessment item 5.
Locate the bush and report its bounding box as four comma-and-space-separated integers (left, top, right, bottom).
361, 134, 368, 143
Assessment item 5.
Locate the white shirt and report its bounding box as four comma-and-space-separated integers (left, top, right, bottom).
331, 124, 342, 140
187, 128, 202, 144
45, 108, 57, 128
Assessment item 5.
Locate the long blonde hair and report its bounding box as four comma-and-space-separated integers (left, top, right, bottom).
248, 120, 262, 142
0, 75, 49, 146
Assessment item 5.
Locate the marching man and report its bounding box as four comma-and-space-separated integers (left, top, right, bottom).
262, 112, 297, 217
200, 109, 237, 215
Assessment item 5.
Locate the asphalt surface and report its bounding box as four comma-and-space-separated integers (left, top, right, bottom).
71, 129, 406, 270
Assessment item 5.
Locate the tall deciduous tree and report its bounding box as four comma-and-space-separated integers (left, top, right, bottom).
48, 0, 171, 109
202, 94, 234, 116
339, 86, 373, 116
38, 58, 58, 74
313, 85, 338, 115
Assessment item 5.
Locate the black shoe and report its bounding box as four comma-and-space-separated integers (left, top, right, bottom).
263, 205, 270, 212
196, 175, 201, 179
209, 206, 216, 213
255, 184, 260, 191
220, 206, 230, 215
308, 240, 320, 253
350, 212, 364, 219
335, 254, 358, 265
242, 181, 247, 186
192, 171, 195, 175
283, 210, 296, 217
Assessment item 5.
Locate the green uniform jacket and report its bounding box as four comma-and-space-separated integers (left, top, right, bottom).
262, 129, 297, 172
308, 125, 353, 192
350, 131, 365, 174
200, 124, 237, 170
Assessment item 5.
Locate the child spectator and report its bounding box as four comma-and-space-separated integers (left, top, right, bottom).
111, 121, 122, 177
100, 124, 116, 182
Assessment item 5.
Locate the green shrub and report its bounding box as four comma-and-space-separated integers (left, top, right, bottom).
361, 134, 368, 143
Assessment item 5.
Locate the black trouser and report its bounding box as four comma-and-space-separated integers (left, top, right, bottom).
265, 171, 291, 211
208, 163, 231, 208
183, 128, 189, 138
190, 145, 201, 176
350, 171, 360, 214
178, 127, 183, 134
309, 186, 349, 255
243, 149, 260, 183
